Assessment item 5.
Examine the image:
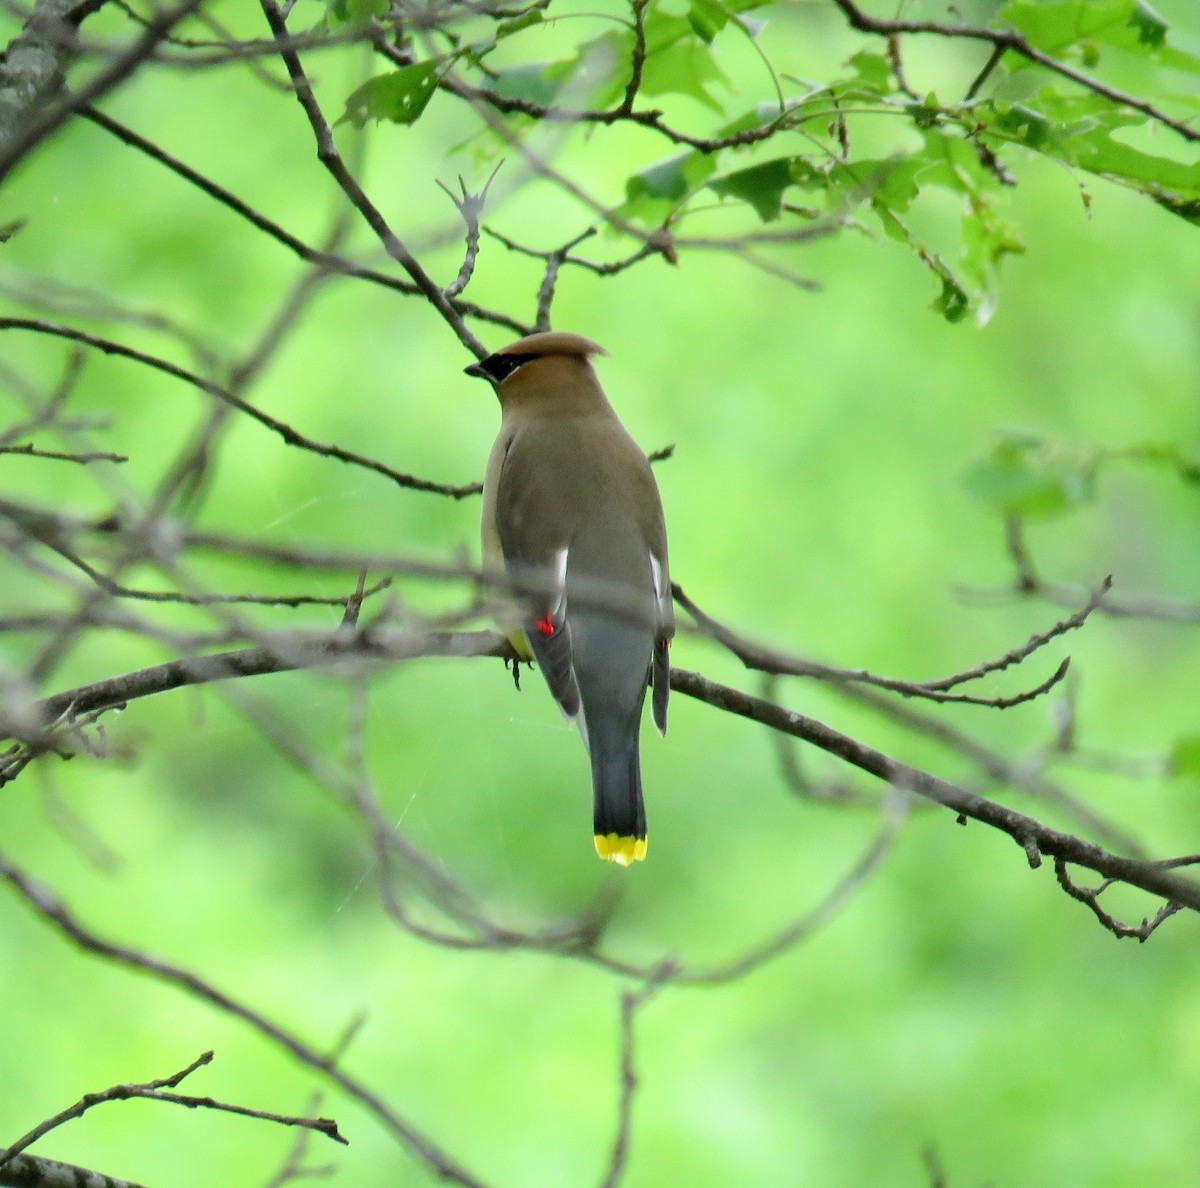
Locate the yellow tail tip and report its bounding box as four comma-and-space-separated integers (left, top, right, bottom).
594, 833, 648, 865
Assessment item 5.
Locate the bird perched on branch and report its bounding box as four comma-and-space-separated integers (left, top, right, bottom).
466, 332, 673, 865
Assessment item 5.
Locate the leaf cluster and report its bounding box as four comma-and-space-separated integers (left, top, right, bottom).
326, 0, 1199, 321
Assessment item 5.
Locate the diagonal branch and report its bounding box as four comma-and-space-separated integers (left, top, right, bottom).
0, 0, 208, 184
81, 106, 525, 334
0, 1152, 149, 1188
0, 1052, 344, 1175
671, 667, 1200, 917
3, 628, 1197, 928
826, 0, 1198, 142
0, 0, 105, 156
674, 582, 1090, 708
0, 318, 483, 497
258, 0, 487, 358
0, 851, 491, 1188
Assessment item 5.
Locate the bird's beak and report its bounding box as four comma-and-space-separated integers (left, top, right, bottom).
464, 361, 489, 379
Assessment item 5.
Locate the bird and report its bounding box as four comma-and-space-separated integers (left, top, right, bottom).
466, 331, 673, 866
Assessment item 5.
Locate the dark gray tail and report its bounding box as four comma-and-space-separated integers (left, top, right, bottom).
569, 604, 654, 866
590, 732, 646, 864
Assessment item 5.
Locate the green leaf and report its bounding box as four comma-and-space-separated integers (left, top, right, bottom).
640, 34, 731, 114
1000, 0, 1197, 65
986, 91, 1200, 220
962, 433, 1096, 520
339, 63, 439, 128
868, 158, 924, 213
933, 274, 971, 323
1129, 0, 1168, 47
960, 196, 1024, 322
1001, 0, 1137, 55
627, 153, 694, 203
327, 0, 388, 24
845, 50, 892, 94
688, 0, 729, 44
496, 10, 544, 40
621, 151, 716, 224
708, 158, 797, 221
992, 102, 1053, 151
1171, 736, 1200, 778
489, 63, 565, 107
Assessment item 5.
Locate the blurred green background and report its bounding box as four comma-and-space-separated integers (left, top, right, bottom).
1, 0, 1199, 1184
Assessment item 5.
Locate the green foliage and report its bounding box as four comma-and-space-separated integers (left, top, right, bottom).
324, 0, 1197, 319
963, 432, 1097, 520
325, 0, 390, 24
1, 1, 1199, 1186
1001, 0, 1179, 57
1172, 735, 1200, 778
350, 0, 1196, 322
339, 63, 440, 128
963, 433, 1200, 524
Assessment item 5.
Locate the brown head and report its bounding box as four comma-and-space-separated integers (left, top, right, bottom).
465, 332, 609, 409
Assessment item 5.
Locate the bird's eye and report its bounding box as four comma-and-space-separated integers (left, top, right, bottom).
484, 352, 538, 381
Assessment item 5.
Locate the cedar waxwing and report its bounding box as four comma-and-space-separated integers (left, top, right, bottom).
466, 332, 673, 865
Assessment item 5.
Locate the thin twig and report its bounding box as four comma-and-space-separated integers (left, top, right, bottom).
0, 0, 209, 184
82, 106, 524, 334
437, 165, 501, 299
1053, 857, 1190, 942
826, 0, 1198, 143
669, 666, 1200, 919
0, 1050, 344, 1171
259, 0, 488, 358
0, 318, 483, 497
0, 851, 490, 1187
675, 582, 1089, 708
0, 442, 127, 463
960, 518, 1200, 623
598, 971, 669, 1188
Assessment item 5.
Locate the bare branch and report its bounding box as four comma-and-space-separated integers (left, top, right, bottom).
258, 0, 488, 358
0, 0, 209, 184
674, 582, 1084, 708
598, 971, 669, 1188
827, 677, 1146, 859
918, 577, 1111, 692
616, 0, 650, 117
0, 628, 510, 748
961, 518, 1200, 623
0, 318, 483, 497
825, 0, 1199, 142
0, 1051, 344, 1176
5, 626, 1196, 932
484, 224, 669, 280
669, 666, 1200, 921
435, 69, 787, 154
437, 165, 501, 299
81, 106, 525, 334
0, 1151, 149, 1188
1053, 857, 1190, 942
0, 441, 127, 464
0, 851, 491, 1187
533, 228, 599, 331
